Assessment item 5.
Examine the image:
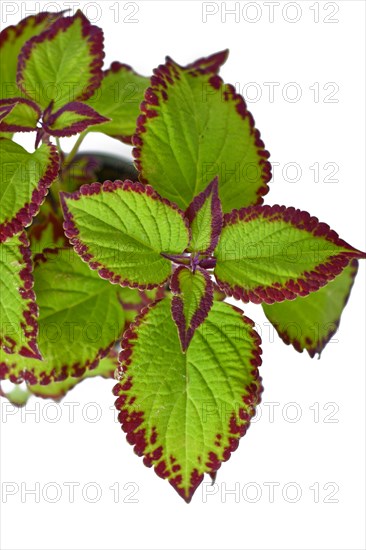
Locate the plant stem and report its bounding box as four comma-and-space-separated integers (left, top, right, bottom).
55, 137, 62, 154
62, 131, 88, 170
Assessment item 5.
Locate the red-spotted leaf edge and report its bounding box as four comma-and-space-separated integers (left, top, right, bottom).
0, 247, 126, 385
132, 50, 230, 181
171, 266, 214, 351
214, 205, 366, 304
114, 297, 263, 502
42, 101, 110, 137
17, 10, 104, 109
0, 98, 41, 132
0, 11, 65, 100
0, 140, 59, 243
28, 200, 68, 255
262, 259, 359, 357
61, 180, 190, 289
132, 50, 271, 213
185, 176, 223, 255
0, 347, 119, 405
0, 231, 41, 361
29, 348, 118, 401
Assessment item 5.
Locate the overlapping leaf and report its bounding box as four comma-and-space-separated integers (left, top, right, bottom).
118, 286, 167, 326
61, 180, 190, 288
171, 266, 213, 351
132, 50, 271, 213
114, 297, 262, 502
185, 176, 222, 255
59, 153, 99, 193
0, 138, 59, 242
0, 348, 118, 405
28, 199, 68, 255
0, 248, 125, 384
0, 11, 62, 100
86, 62, 150, 143
214, 205, 366, 304
0, 231, 40, 360
17, 11, 104, 110
42, 101, 109, 137
0, 98, 41, 132
262, 259, 359, 357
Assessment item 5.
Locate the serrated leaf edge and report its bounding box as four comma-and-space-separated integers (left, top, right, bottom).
61, 179, 190, 290
0, 11, 64, 49
0, 141, 59, 242
16, 11, 104, 105
1, 248, 119, 385
266, 259, 359, 357
113, 298, 263, 503
0, 231, 41, 370
216, 204, 366, 305
131, 51, 271, 205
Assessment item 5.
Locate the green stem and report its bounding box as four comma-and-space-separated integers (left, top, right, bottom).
62, 131, 88, 170
55, 137, 62, 153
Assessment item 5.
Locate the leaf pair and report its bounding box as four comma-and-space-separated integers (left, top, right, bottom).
62, 48, 365, 504
0, 11, 150, 141
0, 11, 106, 138
61, 175, 365, 355
61, 175, 223, 352
0, 246, 126, 385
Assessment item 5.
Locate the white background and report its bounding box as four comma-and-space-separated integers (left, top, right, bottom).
0, 1, 365, 549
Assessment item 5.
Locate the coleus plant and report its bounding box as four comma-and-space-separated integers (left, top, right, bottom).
0, 11, 365, 503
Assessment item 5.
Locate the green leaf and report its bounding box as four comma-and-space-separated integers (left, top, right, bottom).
28, 199, 68, 256
118, 286, 167, 327
132, 51, 271, 213
171, 266, 214, 351
17, 11, 104, 110
185, 176, 223, 255
213, 282, 226, 301
86, 62, 150, 143
0, 248, 125, 385
0, 11, 62, 100
262, 260, 359, 357
0, 138, 59, 242
42, 101, 109, 137
27, 349, 119, 400
114, 296, 262, 503
214, 205, 366, 304
0, 98, 41, 132
60, 153, 99, 193
0, 231, 40, 361
61, 180, 190, 288
0, 103, 15, 121
0, 348, 118, 404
